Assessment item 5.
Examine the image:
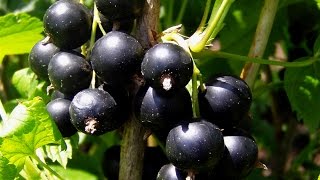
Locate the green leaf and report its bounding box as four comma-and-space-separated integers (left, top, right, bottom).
11, 68, 48, 101
284, 60, 320, 132
0, 156, 17, 180
0, 97, 62, 171
0, 13, 43, 63
19, 157, 43, 180
45, 134, 79, 169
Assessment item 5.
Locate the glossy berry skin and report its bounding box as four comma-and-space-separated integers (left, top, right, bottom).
141, 43, 193, 92
48, 51, 92, 96
134, 86, 192, 139
166, 120, 224, 172
28, 40, 59, 80
69, 89, 127, 136
214, 133, 258, 179
95, 0, 145, 21
46, 98, 78, 137
90, 31, 143, 86
157, 164, 186, 180
43, 0, 92, 49
198, 75, 252, 129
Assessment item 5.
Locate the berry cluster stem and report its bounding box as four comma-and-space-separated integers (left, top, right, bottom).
88, 3, 105, 89
192, 65, 201, 118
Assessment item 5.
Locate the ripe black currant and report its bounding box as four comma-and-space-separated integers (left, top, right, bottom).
28, 40, 59, 81
141, 43, 193, 92
48, 51, 92, 96
134, 85, 192, 139
198, 75, 252, 128
46, 98, 78, 137
214, 132, 258, 179
69, 88, 127, 135
95, 0, 145, 21
90, 31, 143, 86
43, 0, 92, 49
157, 164, 187, 180
165, 120, 224, 172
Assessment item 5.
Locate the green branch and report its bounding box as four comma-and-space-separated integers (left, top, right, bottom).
195, 51, 318, 67
241, 0, 280, 88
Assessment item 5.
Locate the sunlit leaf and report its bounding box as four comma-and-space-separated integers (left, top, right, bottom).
0, 13, 43, 63
0, 97, 62, 171
45, 134, 79, 169
11, 68, 49, 101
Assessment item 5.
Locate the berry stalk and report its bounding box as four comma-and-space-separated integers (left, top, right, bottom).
195, 51, 318, 67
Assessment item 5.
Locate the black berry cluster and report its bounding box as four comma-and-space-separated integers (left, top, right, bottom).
29, 0, 144, 137
153, 75, 258, 179
28, 0, 259, 179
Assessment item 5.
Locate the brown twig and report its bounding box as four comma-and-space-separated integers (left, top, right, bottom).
118, 1, 160, 180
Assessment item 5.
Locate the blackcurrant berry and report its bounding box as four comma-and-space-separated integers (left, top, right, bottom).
214, 133, 258, 179
198, 75, 252, 128
28, 40, 59, 81
166, 120, 224, 172
43, 0, 92, 49
90, 31, 143, 86
141, 43, 193, 92
48, 51, 92, 96
95, 0, 145, 21
69, 88, 127, 135
134, 85, 192, 139
46, 98, 78, 137
157, 164, 187, 180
